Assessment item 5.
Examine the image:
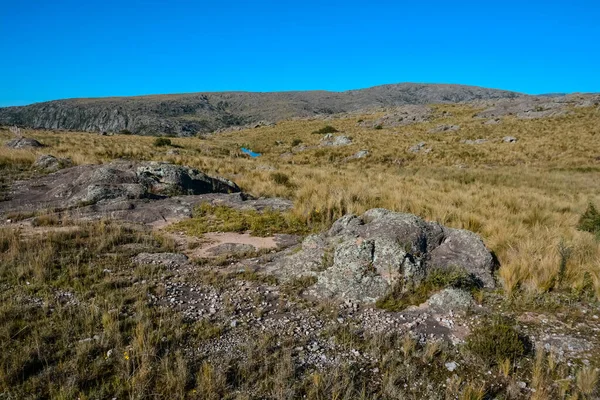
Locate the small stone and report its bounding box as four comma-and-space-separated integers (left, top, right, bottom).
445, 361, 458, 372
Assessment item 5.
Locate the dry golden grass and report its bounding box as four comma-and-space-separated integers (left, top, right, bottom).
2, 104, 600, 299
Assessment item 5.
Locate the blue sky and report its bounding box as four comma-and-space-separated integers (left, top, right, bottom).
1, 0, 599, 106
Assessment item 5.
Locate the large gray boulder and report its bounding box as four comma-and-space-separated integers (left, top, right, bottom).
265, 208, 495, 303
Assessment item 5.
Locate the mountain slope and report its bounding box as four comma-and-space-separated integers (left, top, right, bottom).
0, 83, 523, 136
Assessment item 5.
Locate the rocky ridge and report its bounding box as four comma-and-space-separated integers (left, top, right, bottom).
0, 83, 523, 136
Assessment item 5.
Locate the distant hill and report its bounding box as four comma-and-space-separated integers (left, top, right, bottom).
0, 83, 524, 136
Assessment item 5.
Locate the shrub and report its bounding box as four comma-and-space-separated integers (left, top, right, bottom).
153, 137, 172, 147
577, 202, 600, 236
119, 129, 132, 135
374, 124, 383, 130
312, 125, 338, 134
271, 172, 291, 186
291, 138, 302, 147
465, 317, 529, 366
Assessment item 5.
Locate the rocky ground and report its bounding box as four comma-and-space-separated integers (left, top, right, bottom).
1, 158, 599, 399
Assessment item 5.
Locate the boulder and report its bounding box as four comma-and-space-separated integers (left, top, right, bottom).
425, 288, 474, 312
320, 134, 352, 147
265, 208, 495, 303
409, 142, 426, 153
346, 150, 369, 160
137, 161, 240, 196
503, 136, 517, 143
5, 137, 44, 149
33, 154, 73, 172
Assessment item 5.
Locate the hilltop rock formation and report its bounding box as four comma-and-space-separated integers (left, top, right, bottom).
0, 83, 522, 136
264, 208, 495, 303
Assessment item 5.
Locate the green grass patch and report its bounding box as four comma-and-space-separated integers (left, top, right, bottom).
578, 202, 600, 238
464, 317, 530, 366
376, 267, 478, 311
168, 203, 310, 237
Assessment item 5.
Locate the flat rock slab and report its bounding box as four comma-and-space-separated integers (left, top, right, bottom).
0, 160, 292, 226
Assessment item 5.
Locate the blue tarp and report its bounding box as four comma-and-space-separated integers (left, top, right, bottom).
241, 147, 261, 157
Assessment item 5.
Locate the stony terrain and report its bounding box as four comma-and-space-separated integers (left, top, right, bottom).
1, 93, 600, 399
0, 83, 523, 136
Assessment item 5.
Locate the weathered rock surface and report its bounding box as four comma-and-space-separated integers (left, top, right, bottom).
264, 208, 496, 303
408, 142, 431, 153
5, 137, 44, 149
320, 134, 352, 147
425, 288, 474, 312
0, 161, 294, 226
33, 154, 73, 172
206, 243, 257, 257
503, 136, 517, 143
346, 150, 369, 160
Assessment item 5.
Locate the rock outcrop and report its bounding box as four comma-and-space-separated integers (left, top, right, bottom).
360, 105, 432, 128
5, 137, 44, 149
0, 161, 241, 219
33, 154, 73, 172
265, 209, 495, 303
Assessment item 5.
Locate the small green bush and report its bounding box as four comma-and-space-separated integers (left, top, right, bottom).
374, 124, 383, 130
465, 317, 529, 366
153, 137, 172, 147
577, 203, 600, 237
291, 138, 302, 147
271, 172, 292, 187
312, 125, 338, 134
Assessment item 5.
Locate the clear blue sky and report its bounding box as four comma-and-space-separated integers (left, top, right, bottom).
1, 0, 599, 106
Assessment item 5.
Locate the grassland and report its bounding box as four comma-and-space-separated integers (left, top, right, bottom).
2, 103, 600, 299
1, 102, 600, 398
